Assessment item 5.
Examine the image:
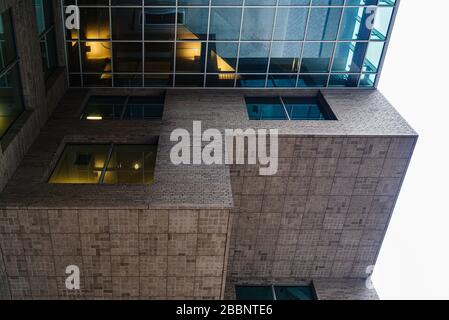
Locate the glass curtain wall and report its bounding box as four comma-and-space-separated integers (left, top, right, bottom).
34, 0, 59, 80
0, 9, 24, 140
63, 0, 397, 88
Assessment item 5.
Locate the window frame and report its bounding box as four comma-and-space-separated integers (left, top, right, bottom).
80, 95, 165, 121
0, 8, 25, 142
235, 283, 317, 301
34, 0, 59, 80
48, 143, 159, 185
245, 92, 337, 121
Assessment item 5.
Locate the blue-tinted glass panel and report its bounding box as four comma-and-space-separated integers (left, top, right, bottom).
274, 8, 308, 41
242, 8, 275, 41
124, 96, 164, 120
207, 42, 237, 73
236, 286, 274, 300
210, 8, 241, 41
329, 74, 360, 87
267, 75, 297, 88
177, 8, 209, 41
238, 42, 270, 73
274, 286, 315, 300
298, 74, 328, 87
283, 97, 330, 120
339, 7, 373, 41
269, 42, 301, 73
246, 97, 287, 120
331, 42, 368, 73
371, 7, 394, 40
363, 41, 385, 72
300, 42, 333, 73
237, 75, 267, 88
306, 8, 342, 41
63, 1, 398, 89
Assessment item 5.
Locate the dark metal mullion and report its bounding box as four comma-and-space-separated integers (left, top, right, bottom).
0, 59, 20, 79
120, 96, 130, 120
99, 144, 114, 184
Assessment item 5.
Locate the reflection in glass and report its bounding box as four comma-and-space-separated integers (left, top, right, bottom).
0, 10, 23, 140
50, 144, 158, 185
104, 145, 158, 184
283, 97, 328, 120
238, 42, 270, 73
34, 0, 58, 79
246, 97, 287, 120
207, 42, 237, 73
176, 42, 205, 73
145, 42, 174, 73
0, 65, 24, 139
144, 8, 176, 40
81, 96, 126, 120
124, 96, 165, 120
49, 145, 110, 184
300, 42, 333, 73
269, 42, 301, 73
331, 42, 368, 73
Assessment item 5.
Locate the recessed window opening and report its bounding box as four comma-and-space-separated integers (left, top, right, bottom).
81, 95, 165, 121
235, 285, 316, 301
49, 143, 158, 185
245, 93, 336, 121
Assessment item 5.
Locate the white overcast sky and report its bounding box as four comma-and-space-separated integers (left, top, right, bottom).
372, 0, 449, 300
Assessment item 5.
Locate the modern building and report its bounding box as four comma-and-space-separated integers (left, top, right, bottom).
0, 0, 416, 300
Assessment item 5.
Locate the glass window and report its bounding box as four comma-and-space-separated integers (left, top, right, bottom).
81, 95, 164, 120
81, 96, 127, 120
207, 42, 237, 73
34, 0, 59, 80
49, 145, 110, 184
300, 42, 334, 73
246, 97, 287, 120
274, 286, 315, 300
176, 42, 206, 73
283, 97, 334, 120
144, 8, 176, 41
113, 42, 143, 73
241, 8, 275, 41
238, 42, 270, 73
145, 42, 174, 73
235, 286, 274, 300
274, 7, 308, 41
236, 285, 315, 300
210, 8, 242, 41
63, 1, 397, 89
124, 96, 165, 120
246, 95, 335, 120
306, 8, 342, 41
331, 42, 368, 73
177, 8, 209, 41
112, 8, 142, 40
0, 9, 24, 140
49, 144, 158, 185
269, 42, 301, 73
104, 145, 158, 185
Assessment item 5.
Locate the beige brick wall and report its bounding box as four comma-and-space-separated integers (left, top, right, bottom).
0, 208, 231, 299
224, 135, 416, 299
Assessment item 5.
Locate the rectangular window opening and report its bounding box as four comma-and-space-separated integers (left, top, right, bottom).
49, 143, 158, 185
245, 93, 336, 121
235, 284, 316, 301
81, 95, 165, 121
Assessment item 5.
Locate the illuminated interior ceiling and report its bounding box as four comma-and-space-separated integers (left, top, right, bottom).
49, 145, 158, 185
64, 1, 398, 88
